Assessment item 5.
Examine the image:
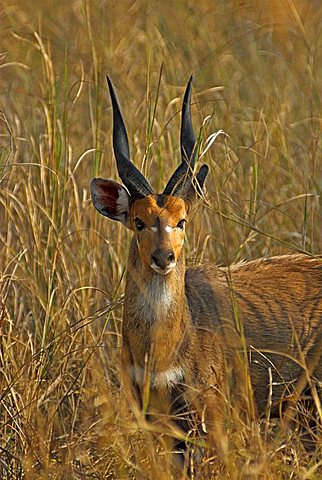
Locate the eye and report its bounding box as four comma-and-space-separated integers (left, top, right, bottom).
134, 218, 145, 231
176, 219, 186, 230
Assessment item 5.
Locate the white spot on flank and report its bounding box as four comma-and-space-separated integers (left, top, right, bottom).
128, 365, 184, 388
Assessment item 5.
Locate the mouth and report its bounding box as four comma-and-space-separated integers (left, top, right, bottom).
150, 262, 176, 275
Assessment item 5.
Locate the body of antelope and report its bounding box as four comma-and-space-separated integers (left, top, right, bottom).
91, 76, 322, 463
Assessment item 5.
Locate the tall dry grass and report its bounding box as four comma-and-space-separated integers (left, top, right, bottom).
0, 0, 321, 478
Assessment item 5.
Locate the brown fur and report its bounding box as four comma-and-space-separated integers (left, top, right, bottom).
130, 195, 187, 268
91, 182, 322, 456
122, 195, 322, 448
89, 76, 322, 465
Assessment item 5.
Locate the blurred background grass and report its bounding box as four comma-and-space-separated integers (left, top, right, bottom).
0, 0, 321, 478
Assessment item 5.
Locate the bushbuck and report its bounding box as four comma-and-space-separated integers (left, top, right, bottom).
90, 76, 322, 458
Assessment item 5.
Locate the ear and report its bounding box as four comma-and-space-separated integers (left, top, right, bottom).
90, 178, 131, 228
185, 164, 209, 206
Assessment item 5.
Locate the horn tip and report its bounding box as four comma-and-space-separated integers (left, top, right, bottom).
106, 75, 113, 90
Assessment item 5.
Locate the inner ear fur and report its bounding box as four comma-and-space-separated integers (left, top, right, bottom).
90, 178, 131, 227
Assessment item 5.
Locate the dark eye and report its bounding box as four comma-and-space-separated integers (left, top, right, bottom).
134, 218, 145, 231
177, 219, 186, 230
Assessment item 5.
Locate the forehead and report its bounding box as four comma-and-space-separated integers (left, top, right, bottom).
132, 195, 187, 222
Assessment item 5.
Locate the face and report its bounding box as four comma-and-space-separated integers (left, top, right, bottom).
130, 195, 188, 275
90, 179, 191, 276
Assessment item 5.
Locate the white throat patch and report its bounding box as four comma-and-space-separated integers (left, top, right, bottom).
133, 274, 174, 322
151, 276, 173, 306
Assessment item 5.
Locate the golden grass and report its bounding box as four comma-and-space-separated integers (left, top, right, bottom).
0, 0, 321, 478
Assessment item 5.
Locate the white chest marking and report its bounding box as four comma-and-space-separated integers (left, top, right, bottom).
154, 367, 184, 387
129, 365, 184, 388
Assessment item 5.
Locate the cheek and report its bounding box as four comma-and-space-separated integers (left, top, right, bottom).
136, 232, 155, 264
172, 232, 185, 259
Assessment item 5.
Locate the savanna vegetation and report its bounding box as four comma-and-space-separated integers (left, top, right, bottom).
0, 0, 321, 478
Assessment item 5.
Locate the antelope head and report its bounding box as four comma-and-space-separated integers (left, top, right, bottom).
90, 76, 208, 275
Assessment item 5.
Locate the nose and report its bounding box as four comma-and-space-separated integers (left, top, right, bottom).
151, 249, 175, 270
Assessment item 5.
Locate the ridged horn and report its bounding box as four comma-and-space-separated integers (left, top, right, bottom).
194, 164, 209, 194
163, 75, 197, 196
106, 76, 153, 199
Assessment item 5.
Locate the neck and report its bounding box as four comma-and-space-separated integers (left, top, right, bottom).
123, 237, 191, 371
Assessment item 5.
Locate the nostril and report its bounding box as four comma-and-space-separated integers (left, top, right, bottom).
151, 249, 175, 270
151, 254, 160, 267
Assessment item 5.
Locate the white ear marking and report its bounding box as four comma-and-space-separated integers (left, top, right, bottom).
90, 178, 131, 227
116, 187, 130, 211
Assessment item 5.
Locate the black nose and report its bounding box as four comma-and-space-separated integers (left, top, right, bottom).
151, 249, 175, 270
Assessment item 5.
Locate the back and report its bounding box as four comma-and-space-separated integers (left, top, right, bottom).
185, 254, 322, 413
